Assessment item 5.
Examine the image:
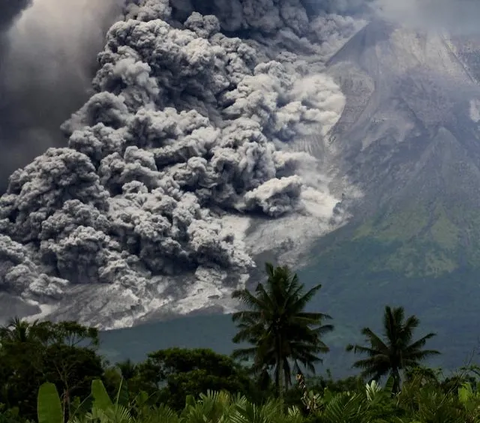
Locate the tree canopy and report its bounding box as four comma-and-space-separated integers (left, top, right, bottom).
346, 305, 440, 393
232, 262, 333, 393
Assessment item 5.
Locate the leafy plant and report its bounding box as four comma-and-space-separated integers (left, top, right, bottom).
458, 382, 480, 421
37, 383, 63, 423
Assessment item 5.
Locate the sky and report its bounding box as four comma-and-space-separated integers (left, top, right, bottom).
0, 0, 121, 192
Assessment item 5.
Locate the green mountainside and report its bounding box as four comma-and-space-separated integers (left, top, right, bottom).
327, 200, 480, 279
297, 202, 480, 373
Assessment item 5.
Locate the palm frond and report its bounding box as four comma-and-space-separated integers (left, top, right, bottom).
349, 306, 439, 394
361, 327, 389, 352
404, 349, 441, 362
404, 333, 438, 356
289, 284, 323, 314
346, 343, 383, 356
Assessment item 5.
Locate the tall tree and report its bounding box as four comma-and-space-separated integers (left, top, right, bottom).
346, 306, 440, 393
0, 317, 39, 344
116, 359, 138, 381
231, 263, 333, 394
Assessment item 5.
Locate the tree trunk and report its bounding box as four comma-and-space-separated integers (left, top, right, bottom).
275, 334, 284, 398
276, 360, 284, 399
392, 368, 401, 394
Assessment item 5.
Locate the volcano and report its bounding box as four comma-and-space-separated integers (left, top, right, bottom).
2, 1, 480, 371
297, 21, 480, 369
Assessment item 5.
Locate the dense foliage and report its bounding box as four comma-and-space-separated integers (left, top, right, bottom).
0, 263, 477, 422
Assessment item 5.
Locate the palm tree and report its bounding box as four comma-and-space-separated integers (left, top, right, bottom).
346, 306, 440, 393
0, 317, 39, 344
231, 262, 333, 394
116, 359, 138, 381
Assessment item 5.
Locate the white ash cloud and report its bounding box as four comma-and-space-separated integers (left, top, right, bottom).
0, 0, 359, 326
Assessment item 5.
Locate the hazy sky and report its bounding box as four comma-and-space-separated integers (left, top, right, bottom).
374, 0, 480, 33
0, 0, 121, 192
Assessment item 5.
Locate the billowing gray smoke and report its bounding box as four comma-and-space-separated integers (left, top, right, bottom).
0, 0, 363, 327
0, 0, 122, 192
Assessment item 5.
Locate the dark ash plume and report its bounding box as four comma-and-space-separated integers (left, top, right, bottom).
0, 0, 33, 190
0, 0, 353, 328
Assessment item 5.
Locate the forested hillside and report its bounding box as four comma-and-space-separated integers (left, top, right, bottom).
1, 264, 480, 422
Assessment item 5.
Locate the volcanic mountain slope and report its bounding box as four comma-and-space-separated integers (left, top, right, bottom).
301, 21, 480, 365
325, 21, 480, 275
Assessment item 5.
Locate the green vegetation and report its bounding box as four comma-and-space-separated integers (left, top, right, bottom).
96, 199, 480, 377
33, 374, 480, 423
1, 263, 480, 422
325, 195, 480, 279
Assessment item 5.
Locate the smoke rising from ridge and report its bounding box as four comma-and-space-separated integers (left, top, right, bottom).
0, 0, 358, 327
0, 0, 122, 192
303, 0, 480, 34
